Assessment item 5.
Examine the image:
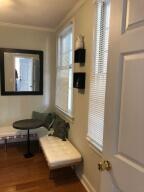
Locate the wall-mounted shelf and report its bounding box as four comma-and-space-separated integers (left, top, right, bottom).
74, 48, 86, 63
73, 72, 86, 89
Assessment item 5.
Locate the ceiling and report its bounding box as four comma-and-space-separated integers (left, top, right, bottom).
0, 0, 78, 29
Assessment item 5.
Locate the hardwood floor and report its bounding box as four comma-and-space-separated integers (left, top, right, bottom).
0, 142, 86, 192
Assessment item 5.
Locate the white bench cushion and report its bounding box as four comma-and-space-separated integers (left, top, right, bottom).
39, 135, 82, 169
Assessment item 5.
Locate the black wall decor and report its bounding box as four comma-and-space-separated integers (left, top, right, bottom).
73, 72, 86, 89
74, 48, 86, 63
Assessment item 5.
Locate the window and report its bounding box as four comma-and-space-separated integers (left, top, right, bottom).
87, 0, 110, 151
55, 25, 73, 116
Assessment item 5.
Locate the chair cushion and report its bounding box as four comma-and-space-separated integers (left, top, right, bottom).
32, 111, 48, 122
32, 111, 55, 130
43, 113, 56, 130
52, 118, 68, 140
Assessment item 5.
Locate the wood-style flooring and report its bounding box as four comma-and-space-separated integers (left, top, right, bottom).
0, 141, 86, 192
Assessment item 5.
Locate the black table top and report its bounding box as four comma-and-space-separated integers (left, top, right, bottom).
13, 119, 44, 130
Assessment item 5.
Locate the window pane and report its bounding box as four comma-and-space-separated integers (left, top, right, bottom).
61, 53, 69, 67
56, 69, 69, 112
55, 25, 73, 115
68, 68, 73, 113
61, 51, 72, 67
62, 32, 72, 54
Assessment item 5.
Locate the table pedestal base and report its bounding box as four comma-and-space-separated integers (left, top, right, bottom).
13, 119, 44, 158
24, 153, 34, 158
24, 128, 33, 158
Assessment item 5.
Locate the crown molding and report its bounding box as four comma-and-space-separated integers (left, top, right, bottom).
56, 0, 87, 31
0, 21, 55, 32
0, 0, 87, 32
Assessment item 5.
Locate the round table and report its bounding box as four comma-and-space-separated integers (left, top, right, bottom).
13, 119, 44, 158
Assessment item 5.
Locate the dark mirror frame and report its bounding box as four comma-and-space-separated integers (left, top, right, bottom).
0, 48, 43, 96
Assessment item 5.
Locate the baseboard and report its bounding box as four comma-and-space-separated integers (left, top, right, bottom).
76, 171, 97, 192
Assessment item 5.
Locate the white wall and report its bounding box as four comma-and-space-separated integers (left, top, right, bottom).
0, 25, 56, 126
56, 1, 102, 192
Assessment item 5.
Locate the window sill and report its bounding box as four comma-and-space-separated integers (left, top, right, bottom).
55, 106, 74, 123
86, 136, 103, 157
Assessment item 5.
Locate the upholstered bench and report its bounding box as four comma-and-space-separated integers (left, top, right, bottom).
0, 125, 82, 177
38, 134, 82, 176
0, 126, 41, 151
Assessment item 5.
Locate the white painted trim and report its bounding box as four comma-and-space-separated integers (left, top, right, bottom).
0, 21, 55, 32
56, 0, 87, 30
58, 23, 73, 37
87, 137, 103, 157
76, 171, 97, 192
55, 106, 74, 123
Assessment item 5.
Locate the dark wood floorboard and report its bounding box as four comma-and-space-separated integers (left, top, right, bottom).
0, 142, 86, 192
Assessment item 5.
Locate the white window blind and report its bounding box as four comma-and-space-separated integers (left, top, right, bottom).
55, 25, 73, 116
87, 0, 110, 151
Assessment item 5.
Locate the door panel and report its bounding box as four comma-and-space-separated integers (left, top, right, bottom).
112, 155, 144, 191
101, 0, 144, 191
128, 0, 144, 27
118, 53, 144, 166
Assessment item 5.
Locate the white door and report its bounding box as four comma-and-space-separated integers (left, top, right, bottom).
19, 58, 33, 91
100, 0, 144, 191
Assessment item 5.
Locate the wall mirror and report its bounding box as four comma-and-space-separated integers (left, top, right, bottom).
0, 48, 43, 95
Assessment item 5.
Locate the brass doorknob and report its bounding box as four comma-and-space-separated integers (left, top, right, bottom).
98, 160, 112, 171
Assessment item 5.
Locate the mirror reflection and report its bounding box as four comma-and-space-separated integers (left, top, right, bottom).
4, 53, 40, 92
0, 48, 43, 95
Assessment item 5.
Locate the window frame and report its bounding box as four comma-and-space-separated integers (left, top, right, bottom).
87, 0, 110, 152
55, 24, 74, 118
